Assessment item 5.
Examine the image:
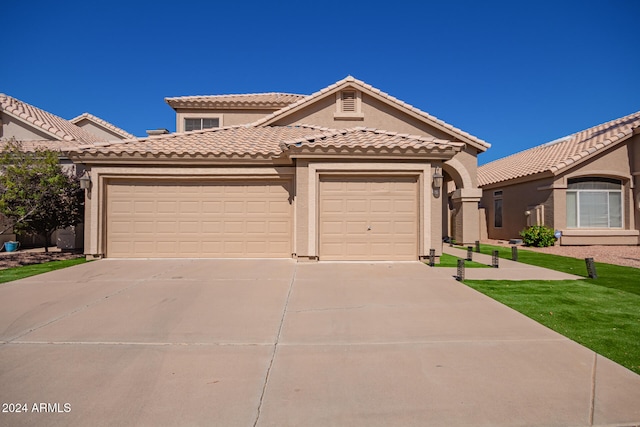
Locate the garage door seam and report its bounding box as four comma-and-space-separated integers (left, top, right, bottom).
252, 263, 297, 427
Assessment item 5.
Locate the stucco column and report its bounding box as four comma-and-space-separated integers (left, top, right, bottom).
451, 188, 482, 245
294, 160, 314, 261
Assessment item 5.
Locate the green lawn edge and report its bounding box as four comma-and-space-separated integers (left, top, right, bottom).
0, 257, 88, 284
464, 278, 640, 375
456, 244, 640, 375
432, 252, 490, 268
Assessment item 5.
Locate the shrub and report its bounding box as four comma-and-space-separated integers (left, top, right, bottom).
520, 225, 556, 247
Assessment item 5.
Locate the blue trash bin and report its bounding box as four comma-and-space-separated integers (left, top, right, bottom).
3, 241, 20, 252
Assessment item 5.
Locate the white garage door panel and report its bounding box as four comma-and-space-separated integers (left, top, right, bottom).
106, 180, 292, 258
319, 176, 418, 261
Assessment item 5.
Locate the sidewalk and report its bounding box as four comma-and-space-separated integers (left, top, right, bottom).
440, 246, 582, 280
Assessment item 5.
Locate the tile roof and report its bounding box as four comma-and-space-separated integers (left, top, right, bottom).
280, 126, 463, 154
478, 110, 640, 187
70, 112, 136, 140
165, 93, 306, 109
73, 125, 326, 158
72, 124, 462, 160
252, 76, 491, 151
0, 94, 106, 144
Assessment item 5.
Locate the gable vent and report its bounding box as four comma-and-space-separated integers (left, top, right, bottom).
341, 91, 357, 112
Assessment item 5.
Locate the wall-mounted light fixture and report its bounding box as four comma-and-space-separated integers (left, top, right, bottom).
432, 166, 443, 198
79, 170, 91, 190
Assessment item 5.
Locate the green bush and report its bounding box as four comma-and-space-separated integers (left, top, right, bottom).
520, 225, 556, 247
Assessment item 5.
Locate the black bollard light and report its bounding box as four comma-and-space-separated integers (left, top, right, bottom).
429, 249, 435, 267
511, 246, 518, 261
466, 246, 473, 261
492, 250, 499, 268
457, 258, 465, 281
585, 257, 598, 279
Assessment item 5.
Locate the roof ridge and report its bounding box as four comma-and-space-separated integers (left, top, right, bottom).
69, 112, 136, 140
250, 76, 490, 151
165, 92, 306, 100
0, 94, 106, 144
478, 109, 640, 186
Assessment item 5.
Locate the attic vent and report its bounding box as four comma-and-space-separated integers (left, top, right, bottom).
341, 91, 356, 112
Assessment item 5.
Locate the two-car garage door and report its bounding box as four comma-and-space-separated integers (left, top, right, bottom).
106, 180, 292, 258
105, 176, 419, 260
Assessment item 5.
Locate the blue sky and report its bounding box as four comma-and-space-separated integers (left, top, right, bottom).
3, 0, 639, 164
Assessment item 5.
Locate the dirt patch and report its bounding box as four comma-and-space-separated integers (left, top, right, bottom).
0, 250, 84, 270
483, 240, 640, 269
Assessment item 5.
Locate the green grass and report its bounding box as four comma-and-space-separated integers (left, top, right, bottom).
0, 258, 87, 284
465, 279, 640, 375
468, 243, 640, 296
460, 244, 640, 374
433, 253, 491, 268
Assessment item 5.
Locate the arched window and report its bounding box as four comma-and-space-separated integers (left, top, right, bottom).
566, 178, 622, 228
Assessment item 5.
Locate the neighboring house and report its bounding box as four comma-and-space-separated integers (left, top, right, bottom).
478, 110, 640, 245
0, 93, 133, 249
70, 112, 136, 141
69, 76, 490, 261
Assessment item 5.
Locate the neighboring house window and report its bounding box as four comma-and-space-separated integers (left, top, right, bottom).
184, 118, 219, 131
566, 178, 622, 228
493, 191, 503, 228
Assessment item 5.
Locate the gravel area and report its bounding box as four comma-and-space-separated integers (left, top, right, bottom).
0, 248, 84, 270
483, 240, 640, 269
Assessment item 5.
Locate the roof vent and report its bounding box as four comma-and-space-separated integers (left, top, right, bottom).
146, 129, 170, 136
341, 91, 357, 112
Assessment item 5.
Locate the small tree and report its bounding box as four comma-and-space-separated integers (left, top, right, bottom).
0, 139, 84, 252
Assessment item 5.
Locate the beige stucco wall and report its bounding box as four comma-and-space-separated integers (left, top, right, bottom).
1, 113, 55, 141
272, 92, 458, 141
483, 137, 640, 245
482, 177, 554, 241
555, 140, 638, 245
74, 120, 128, 141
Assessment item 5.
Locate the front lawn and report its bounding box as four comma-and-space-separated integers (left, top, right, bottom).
435, 253, 491, 268
463, 245, 640, 375
0, 258, 87, 284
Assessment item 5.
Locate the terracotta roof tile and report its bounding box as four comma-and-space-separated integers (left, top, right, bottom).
70, 112, 136, 140
478, 110, 640, 186
165, 93, 305, 109
280, 126, 463, 154
252, 76, 490, 151
0, 94, 106, 144
74, 125, 326, 158
72, 124, 463, 160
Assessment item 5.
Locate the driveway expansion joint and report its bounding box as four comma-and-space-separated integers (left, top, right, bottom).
252, 263, 297, 427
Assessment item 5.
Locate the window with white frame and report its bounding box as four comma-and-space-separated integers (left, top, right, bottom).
566, 177, 622, 228
184, 117, 220, 131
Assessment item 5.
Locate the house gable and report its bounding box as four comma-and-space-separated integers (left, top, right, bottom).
1, 111, 58, 141
253, 77, 490, 152
70, 113, 136, 141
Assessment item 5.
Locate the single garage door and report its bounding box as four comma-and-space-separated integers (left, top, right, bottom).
319, 176, 418, 260
106, 180, 292, 258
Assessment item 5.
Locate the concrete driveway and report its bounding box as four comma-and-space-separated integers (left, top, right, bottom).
1, 259, 639, 426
